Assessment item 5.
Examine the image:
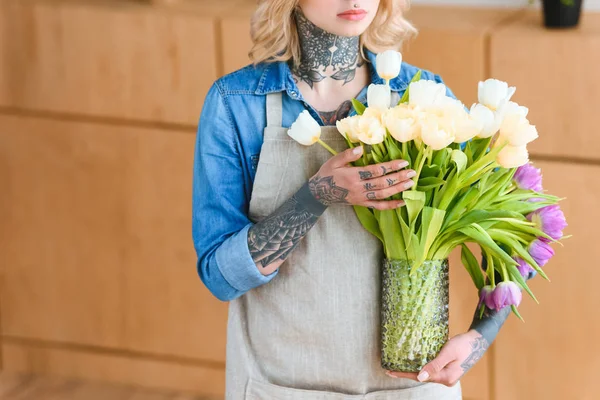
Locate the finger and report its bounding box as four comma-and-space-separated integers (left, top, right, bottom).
385, 370, 418, 380
361, 169, 416, 191
352, 159, 409, 180
417, 348, 456, 382
363, 179, 414, 201
427, 361, 461, 387
330, 146, 364, 168
364, 199, 406, 211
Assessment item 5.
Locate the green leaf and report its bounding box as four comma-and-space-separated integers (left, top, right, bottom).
351, 99, 366, 115
417, 177, 445, 191
398, 70, 422, 104
433, 148, 452, 168
444, 210, 524, 235
506, 262, 539, 304
420, 164, 441, 178
399, 215, 419, 259
353, 205, 383, 244
511, 305, 525, 322
461, 244, 485, 290
459, 224, 517, 267
451, 149, 468, 175
379, 209, 404, 259
420, 207, 446, 260
402, 190, 426, 226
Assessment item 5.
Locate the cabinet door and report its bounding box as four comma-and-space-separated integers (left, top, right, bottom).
0, 115, 228, 363
494, 161, 599, 400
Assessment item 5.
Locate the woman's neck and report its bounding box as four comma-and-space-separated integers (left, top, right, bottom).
291, 8, 365, 89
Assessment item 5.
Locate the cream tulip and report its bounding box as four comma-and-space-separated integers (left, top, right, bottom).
408, 80, 447, 109
367, 84, 392, 110
420, 118, 455, 150
383, 105, 419, 143
287, 110, 321, 145
376, 50, 403, 82
470, 103, 498, 138
357, 115, 386, 145
496, 144, 529, 168
336, 115, 361, 143
478, 79, 516, 111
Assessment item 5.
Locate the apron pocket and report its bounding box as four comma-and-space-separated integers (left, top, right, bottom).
245, 378, 461, 400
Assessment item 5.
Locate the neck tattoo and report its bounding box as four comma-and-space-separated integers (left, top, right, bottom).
291, 8, 364, 89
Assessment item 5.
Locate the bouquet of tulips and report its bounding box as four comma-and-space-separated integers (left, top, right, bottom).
287, 50, 568, 372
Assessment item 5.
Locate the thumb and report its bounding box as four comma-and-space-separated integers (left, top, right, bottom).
331, 146, 363, 168
417, 348, 454, 382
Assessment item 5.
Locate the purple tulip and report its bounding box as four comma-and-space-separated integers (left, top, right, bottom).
478, 285, 495, 309
527, 205, 567, 240
514, 163, 543, 192
529, 239, 555, 267
515, 256, 535, 278
491, 281, 522, 310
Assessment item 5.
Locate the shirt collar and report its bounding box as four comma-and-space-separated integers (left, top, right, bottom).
254, 47, 409, 96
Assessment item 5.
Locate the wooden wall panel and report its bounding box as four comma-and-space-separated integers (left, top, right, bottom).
0, 114, 228, 362
403, 6, 520, 107
2, 339, 225, 398
448, 246, 490, 400
490, 11, 600, 161
494, 160, 600, 400
0, 0, 218, 125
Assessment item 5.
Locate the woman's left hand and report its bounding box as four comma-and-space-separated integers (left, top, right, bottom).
385, 329, 489, 387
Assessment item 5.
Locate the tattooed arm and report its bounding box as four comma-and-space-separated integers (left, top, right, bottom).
247, 179, 330, 275
248, 147, 414, 276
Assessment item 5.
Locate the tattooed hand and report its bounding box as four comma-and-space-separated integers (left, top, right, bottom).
385, 330, 488, 387
309, 146, 414, 210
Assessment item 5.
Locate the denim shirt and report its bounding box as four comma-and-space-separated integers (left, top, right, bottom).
192, 48, 458, 301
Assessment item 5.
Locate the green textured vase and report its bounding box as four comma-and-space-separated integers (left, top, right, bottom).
381, 259, 450, 373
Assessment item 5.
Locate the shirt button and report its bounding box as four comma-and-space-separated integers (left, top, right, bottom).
290, 91, 297, 97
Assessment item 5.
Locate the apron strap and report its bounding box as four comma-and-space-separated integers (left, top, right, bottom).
266, 92, 283, 127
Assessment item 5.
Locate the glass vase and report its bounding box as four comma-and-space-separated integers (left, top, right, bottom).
381, 259, 450, 372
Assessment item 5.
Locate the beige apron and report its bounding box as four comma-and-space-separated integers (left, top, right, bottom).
224, 91, 462, 399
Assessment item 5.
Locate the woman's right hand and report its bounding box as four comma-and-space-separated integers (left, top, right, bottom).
309, 146, 416, 210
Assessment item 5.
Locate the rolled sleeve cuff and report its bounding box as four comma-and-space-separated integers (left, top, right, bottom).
215, 222, 279, 292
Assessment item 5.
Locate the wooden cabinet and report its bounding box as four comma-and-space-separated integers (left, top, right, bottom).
0, 114, 228, 362
0, 1, 218, 125
493, 161, 599, 400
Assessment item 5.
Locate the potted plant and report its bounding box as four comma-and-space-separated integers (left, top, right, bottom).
535, 0, 583, 28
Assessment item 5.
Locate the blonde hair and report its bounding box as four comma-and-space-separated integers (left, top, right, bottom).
249, 0, 418, 67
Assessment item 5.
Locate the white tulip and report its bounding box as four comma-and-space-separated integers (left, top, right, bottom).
357, 114, 386, 145
420, 118, 454, 150
470, 103, 498, 138
499, 101, 529, 134
500, 121, 539, 147
367, 84, 392, 110
478, 79, 516, 111
336, 115, 362, 143
409, 80, 447, 109
287, 110, 321, 146
383, 105, 419, 143
376, 50, 403, 82
496, 144, 529, 168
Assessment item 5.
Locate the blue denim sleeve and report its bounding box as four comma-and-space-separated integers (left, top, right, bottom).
192, 82, 279, 302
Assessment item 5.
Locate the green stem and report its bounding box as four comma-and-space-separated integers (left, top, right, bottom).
317, 139, 338, 156
412, 146, 430, 191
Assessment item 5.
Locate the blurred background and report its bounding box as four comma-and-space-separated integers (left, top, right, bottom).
0, 0, 598, 399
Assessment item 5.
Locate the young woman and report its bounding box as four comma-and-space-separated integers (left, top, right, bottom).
193, 1, 511, 398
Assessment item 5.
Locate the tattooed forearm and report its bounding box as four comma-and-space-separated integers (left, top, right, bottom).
247, 180, 327, 268
469, 306, 510, 345
247, 174, 349, 269
460, 336, 489, 374
291, 8, 364, 88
